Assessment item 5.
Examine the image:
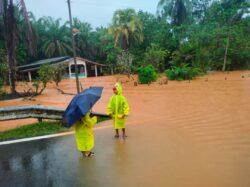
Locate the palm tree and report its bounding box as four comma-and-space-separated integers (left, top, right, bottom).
40, 17, 71, 57
0, 0, 35, 94
72, 18, 92, 58
0, 1, 4, 29
2, 0, 18, 94
19, 0, 36, 56
108, 8, 143, 50
157, 0, 192, 25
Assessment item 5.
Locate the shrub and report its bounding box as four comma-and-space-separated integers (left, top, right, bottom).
24, 63, 54, 96
143, 43, 168, 72
138, 65, 157, 84
51, 64, 66, 86
165, 64, 201, 80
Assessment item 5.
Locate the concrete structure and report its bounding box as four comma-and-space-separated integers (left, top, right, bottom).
0, 105, 108, 123
17, 56, 107, 81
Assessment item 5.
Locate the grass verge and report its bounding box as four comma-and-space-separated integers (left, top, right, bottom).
0, 122, 68, 142
0, 116, 110, 142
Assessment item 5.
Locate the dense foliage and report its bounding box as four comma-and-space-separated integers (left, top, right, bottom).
0, 0, 249, 89
53, 64, 67, 86
165, 64, 201, 80
138, 65, 158, 84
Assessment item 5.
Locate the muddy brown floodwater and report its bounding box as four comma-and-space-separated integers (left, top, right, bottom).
1, 71, 250, 187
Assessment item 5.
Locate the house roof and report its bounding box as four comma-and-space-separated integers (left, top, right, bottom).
17, 56, 107, 72
75, 57, 107, 67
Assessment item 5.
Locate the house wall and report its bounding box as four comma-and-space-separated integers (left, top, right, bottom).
17, 58, 105, 81
68, 60, 87, 78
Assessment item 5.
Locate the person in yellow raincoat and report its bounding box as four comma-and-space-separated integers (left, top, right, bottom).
74, 112, 97, 157
107, 83, 129, 138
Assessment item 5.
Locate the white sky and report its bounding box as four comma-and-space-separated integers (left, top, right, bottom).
24, 0, 160, 29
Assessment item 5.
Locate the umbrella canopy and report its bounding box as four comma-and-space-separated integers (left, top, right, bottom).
63, 86, 103, 128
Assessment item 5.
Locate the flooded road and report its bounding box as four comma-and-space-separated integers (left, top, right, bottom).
0, 71, 250, 186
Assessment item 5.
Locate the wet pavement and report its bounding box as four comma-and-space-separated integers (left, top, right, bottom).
1, 118, 250, 187
1, 71, 250, 187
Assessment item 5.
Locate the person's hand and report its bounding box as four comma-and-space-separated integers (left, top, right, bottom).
118, 114, 125, 119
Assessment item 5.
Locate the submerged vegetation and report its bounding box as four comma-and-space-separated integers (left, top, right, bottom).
138, 65, 158, 84
165, 64, 202, 80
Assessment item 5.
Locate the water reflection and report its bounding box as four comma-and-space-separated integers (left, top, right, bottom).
21, 155, 32, 170
2, 160, 10, 171
0, 136, 80, 187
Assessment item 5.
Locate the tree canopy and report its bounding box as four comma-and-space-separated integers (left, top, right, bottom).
0, 0, 250, 90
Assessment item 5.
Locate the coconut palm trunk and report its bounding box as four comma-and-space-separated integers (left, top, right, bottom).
122, 34, 128, 51
19, 0, 36, 56
5, 0, 18, 93
1, 0, 36, 94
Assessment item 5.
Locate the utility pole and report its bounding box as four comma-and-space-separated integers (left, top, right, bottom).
67, 0, 80, 94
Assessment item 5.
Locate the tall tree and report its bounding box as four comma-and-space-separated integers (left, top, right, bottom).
0, 0, 35, 94
191, 0, 213, 22
108, 8, 143, 50
221, 0, 250, 71
39, 17, 71, 57
3, 0, 18, 93
72, 18, 92, 58
157, 0, 192, 25
19, 0, 36, 56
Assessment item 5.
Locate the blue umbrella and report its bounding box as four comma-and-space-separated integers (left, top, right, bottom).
63, 86, 103, 128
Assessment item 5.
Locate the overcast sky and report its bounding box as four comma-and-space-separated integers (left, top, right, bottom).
25, 0, 160, 29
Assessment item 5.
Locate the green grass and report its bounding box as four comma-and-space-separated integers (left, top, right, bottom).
0, 121, 68, 142
0, 116, 110, 142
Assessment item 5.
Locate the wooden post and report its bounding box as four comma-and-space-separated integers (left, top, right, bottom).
84, 63, 87, 77
67, 0, 80, 93
222, 36, 229, 72
28, 71, 32, 82
95, 65, 98, 77
37, 118, 42, 122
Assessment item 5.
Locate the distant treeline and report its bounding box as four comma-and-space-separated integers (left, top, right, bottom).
0, 0, 250, 90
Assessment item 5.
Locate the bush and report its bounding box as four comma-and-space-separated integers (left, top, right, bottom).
24, 63, 54, 96
138, 65, 157, 84
165, 64, 201, 80
51, 64, 66, 86
38, 63, 54, 87
143, 43, 168, 72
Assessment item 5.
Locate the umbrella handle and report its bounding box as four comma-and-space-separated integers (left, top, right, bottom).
90, 103, 93, 113
90, 102, 92, 109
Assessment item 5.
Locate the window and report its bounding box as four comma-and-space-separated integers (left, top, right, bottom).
71, 64, 85, 74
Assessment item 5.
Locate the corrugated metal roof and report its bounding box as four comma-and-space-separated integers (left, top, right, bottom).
17, 56, 107, 72
18, 56, 71, 71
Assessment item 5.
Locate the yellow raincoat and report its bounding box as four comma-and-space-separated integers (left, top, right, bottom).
107, 83, 129, 129
74, 112, 97, 152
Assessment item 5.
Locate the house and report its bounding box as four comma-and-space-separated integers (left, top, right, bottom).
17, 56, 107, 81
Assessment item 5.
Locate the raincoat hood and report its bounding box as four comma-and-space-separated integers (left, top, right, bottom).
113, 83, 122, 95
